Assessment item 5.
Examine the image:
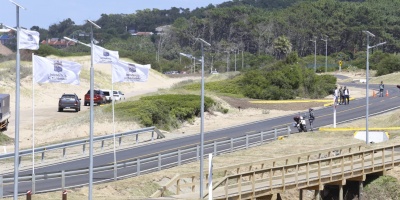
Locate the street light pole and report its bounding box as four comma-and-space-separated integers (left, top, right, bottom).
363, 30, 386, 145
87, 19, 101, 200
11, 1, 26, 198
310, 37, 317, 72
195, 38, 211, 199
234, 49, 237, 72
321, 36, 328, 73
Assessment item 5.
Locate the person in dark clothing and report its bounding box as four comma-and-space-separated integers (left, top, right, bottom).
379, 81, 384, 97
308, 108, 315, 131
339, 86, 344, 105
344, 86, 350, 105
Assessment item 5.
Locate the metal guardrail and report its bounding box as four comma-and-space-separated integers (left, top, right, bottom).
0, 126, 291, 197
0, 126, 160, 163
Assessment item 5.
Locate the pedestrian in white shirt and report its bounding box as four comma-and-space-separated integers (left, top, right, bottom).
334, 86, 339, 105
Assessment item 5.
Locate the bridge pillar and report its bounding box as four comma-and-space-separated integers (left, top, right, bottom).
339, 185, 343, 200
359, 181, 363, 200
314, 190, 320, 200
299, 189, 303, 200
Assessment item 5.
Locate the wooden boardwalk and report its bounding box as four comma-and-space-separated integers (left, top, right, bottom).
154, 144, 400, 200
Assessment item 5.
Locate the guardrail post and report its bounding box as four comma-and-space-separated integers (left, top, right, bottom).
41, 153, 44, 163
214, 141, 217, 156
151, 131, 154, 141
136, 134, 139, 144
114, 162, 117, 181
178, 149, 181, 166
32, 173, 36, 194
101, 140, 104, 151
230, 138, 233, 153
119, 137, 122, 146
274, 129, 277, 140
0, 176, 3, 198
246, 135, 249, 149
137, 158, 141, 176
158, 154, 162, 171
287, 126, 291, 137
63, 148, 66, 158
19, 156, 21, 167
261, 131, 264, 144
197, 145, 200, 161
82, 144, 86, 155
61, 170, 65, 190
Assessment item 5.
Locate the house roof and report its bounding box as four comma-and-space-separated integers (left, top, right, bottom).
41, 38, 76, 46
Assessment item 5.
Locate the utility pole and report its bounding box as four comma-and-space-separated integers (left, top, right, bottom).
321, 36, 328, 73
310, 36, 317, 72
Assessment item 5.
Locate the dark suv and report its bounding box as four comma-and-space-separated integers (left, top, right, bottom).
84, 90, 106, 106
58, 94, 81, 112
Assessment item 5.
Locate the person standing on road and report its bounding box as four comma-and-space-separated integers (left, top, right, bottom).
344, 86, 350, 105
379, 81, 385, 97
339, 86, 344, 105
308, 108, 315, 132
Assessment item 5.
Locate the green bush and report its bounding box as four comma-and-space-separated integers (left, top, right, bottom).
364, 175, 400, 200
183, 76, 243, 96
376, 54, 400, 76
109, 94, 216, 131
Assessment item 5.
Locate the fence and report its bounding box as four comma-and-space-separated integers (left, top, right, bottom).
0, 126, 291, 197
0, 127, 162, 171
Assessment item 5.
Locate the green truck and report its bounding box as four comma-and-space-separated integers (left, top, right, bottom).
0, 94, 10, 132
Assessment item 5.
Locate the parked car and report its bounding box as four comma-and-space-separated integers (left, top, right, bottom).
84, 90, 106, 106
0, 94, 10, 131
58, 93, 81, 112
113, 90, 125, 101
101, 89, 112, 103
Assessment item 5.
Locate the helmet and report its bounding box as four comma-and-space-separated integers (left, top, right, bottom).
309, 108, 313, 112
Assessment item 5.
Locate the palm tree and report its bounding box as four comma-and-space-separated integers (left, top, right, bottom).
273, 35, 292, 60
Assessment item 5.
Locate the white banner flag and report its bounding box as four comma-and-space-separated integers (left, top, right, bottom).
93, 44, 119, 64
112, 60, 150, 83
33, 55, 81, 85
19, 29, 40, 50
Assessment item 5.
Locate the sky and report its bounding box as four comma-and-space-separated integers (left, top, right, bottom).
1, 0, 229, 29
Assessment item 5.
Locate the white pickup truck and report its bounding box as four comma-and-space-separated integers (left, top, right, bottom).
0, 94, 10, 132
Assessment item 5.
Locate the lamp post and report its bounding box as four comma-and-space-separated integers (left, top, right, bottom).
321, 36, 328, 73
310, 37, 317, 72
66, 21, 101, 200
9, 1, 26, 199
87, 19, 101, 200
180, 52, 194, 73
224, 50, 230, 72
234, 49, 237, 72
363, 31, 386, 145
195, 37, 211, 199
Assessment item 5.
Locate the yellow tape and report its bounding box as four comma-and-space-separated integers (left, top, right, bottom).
320, 127, 400, 131
250, 98, 355, 104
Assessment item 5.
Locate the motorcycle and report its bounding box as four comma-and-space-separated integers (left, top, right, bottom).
293, 115, 307, 132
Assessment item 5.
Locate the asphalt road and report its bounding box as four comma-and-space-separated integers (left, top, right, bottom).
2, 81, 400, 196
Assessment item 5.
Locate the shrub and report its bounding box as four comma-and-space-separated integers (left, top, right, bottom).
109, 94, 217, 131
364, 175, 400, 200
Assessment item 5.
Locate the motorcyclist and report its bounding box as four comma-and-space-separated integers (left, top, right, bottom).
308, 108, 315, 131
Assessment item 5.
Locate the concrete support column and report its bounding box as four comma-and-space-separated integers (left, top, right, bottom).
339, 185, 343, 200
299, 189, 303, 200
314, 190, 320, 200
359, 181, 363, 200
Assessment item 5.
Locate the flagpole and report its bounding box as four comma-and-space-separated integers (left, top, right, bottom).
13, 3, 22, 199
112, 65, 117, 180
31, 53, 36, 194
